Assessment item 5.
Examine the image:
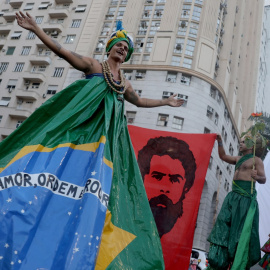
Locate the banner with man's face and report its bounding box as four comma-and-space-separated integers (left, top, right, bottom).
128, 125, 216, 270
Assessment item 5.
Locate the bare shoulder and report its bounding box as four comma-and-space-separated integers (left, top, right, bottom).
84, 58, 102, 75
255, 156, 264, 165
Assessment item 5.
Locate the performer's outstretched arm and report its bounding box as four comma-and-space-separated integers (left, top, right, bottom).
124, 80, 184, 108
216, 134, 238, 164
15, 11, 96, 74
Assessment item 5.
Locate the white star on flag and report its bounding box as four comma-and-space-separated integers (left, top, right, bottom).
14, 251, 18, 254
21, 210, 25, 214
73, 247, 79, 253
96, 236, 99, 240
75, 232, 78, 235
68, 212, 72, 216
91, 171, 97, 176
11, 261, 14, 265
29, 201, 32, 205
88, 242, 91, 246
6, 198, 12, 203
4, 244, 9, 248
18, 260, 22, 264
0, 256, 3, 260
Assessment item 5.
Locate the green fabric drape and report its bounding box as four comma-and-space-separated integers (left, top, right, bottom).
207, 180, 260, 270
235, 154, 253, 171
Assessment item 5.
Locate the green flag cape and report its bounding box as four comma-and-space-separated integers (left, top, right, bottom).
0, 74, 164, 269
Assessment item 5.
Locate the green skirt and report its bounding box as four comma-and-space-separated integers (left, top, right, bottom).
207, 180, 261, 270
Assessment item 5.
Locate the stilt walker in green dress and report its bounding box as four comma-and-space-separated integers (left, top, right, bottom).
9, 11, 186, 269
207, 134, 266, 270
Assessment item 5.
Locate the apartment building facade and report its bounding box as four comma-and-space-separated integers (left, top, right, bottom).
0, 0, 264, 251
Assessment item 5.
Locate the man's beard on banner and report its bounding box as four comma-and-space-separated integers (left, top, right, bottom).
149, 194, 184, 238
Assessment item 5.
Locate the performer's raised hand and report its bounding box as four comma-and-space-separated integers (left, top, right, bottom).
167, 94, 185, 107
15, 11, 37, 32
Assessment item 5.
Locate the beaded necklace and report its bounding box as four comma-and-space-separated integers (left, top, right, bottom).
101, 61, 126, 94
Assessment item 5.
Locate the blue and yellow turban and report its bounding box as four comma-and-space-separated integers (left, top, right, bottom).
106, 21, 134, 62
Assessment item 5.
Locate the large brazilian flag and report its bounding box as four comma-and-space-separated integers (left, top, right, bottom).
0, 76, 164, 270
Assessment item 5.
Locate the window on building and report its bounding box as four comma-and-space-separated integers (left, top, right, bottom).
11, 31, 22, 39
134, 89, 142, 96
231, 127, 236, 140
181, 5, 191, 18
178, 20, 188, 36
7, 79, 17, 90
27, 31, 36, 39
135, 70, 146, 80
130, 55, 140, 64
208, 156, 213, 169
95, 38, 106, 53
157, 114, 169, 127
145, 37, 153, 53
0, 97, 11, 106
93, 54, 102, 61
24, 3, 34, 10
21, 46, 31, 55
32, 65, 46, 72
134, 37, 145, 53
138, 21, 149, 35
35, 16, 44, 24
0, 62, 9, 72
229, 143, 234, 155
224, 179, 227, 189
214, 113, 219, 125
183, 58, 192, 68
47, 85, 58, 95
31, 82, 40, 89
13, 63, 25, 72
162, 91, 174, 99
117, 6, 125, 20
177, 94, 188, 106
189, 22, 199, 38
181, 74, 191, 85
153, 5, 164, 18
38, 2, 50, 9
71, 19, 81, 28
142, 54, 150, 62
192, 6, 202, 21
227, 164, 232, 175
65, 35, 76, 44
106, 7, 116, 19
53, 68, 64, 77
16, 120, 23, 128
210, 87, 217, 99
171, 56, 181, 66
216, 166, 222, 180
126, 111, 136, 124
174, 38, 184, 54
75, 5, 87, 12
123, 70, 133, 80
172, 116, 184, 130
185, 39, 196, 56
204, 127, 210, 134
143, 5, 152, 19
6, 46, 15, 55
166, 72, 177, 83
100, 22, 112, 36
0, 115, 2, 123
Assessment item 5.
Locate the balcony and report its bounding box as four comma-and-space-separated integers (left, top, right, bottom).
42, 22, 64, 34
0, 127, 14, 138
0, 24, 13, 33
16, 89, 39, 100
23, 71, 46, 82
9, 109, 32, 118
3, 12, 16, 21
29, 54, 52, 65
0, 38, 7, 46
55, 0, 73, 3
9, 0, 23, 8
48, 8, 69, 18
